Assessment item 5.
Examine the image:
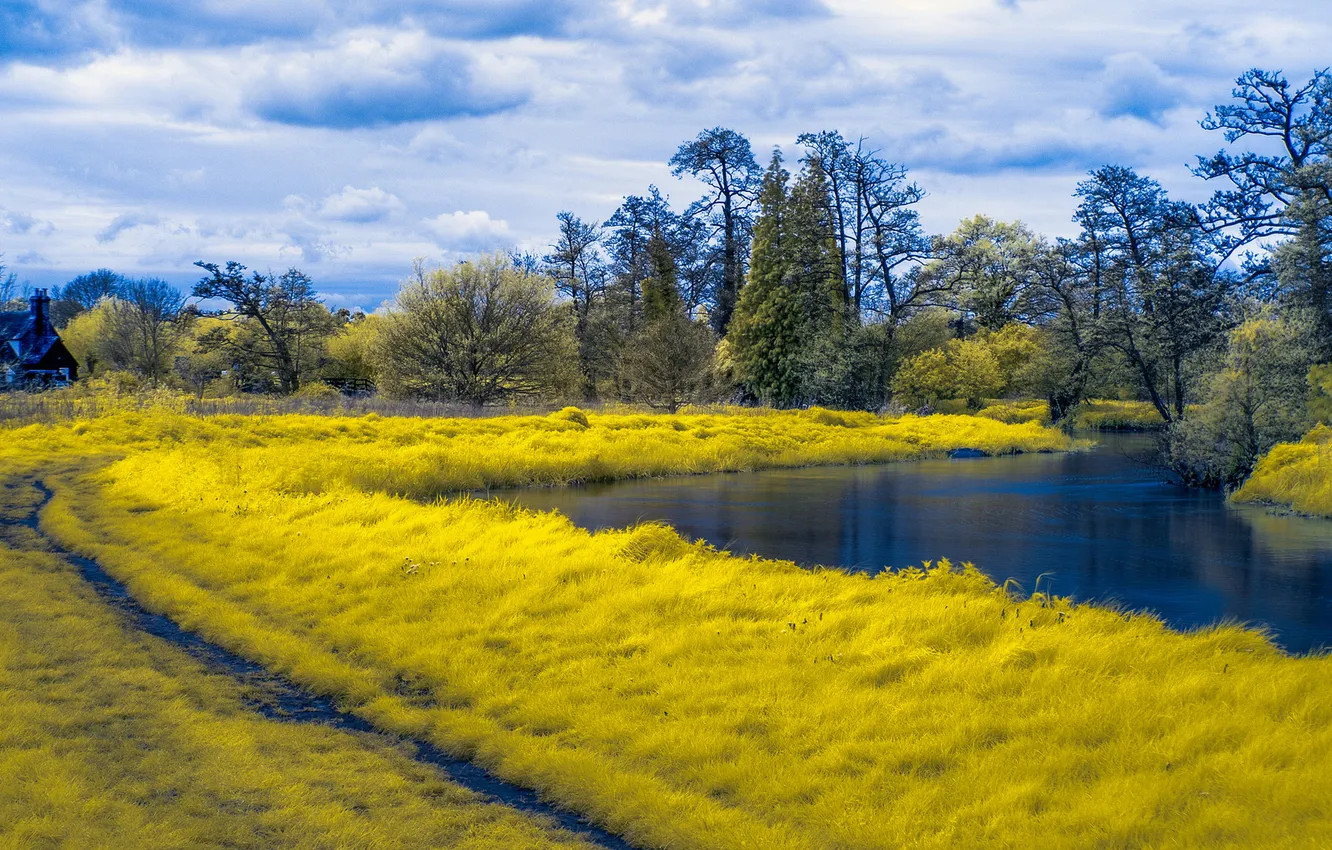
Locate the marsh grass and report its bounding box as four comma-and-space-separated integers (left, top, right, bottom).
1072, 400, 1167, 431
6, 407, 1328, 849
1233, 424, 1332, 517
0, 497, 595, 849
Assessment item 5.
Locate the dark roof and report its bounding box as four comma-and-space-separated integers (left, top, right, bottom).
0, 312, 30, 340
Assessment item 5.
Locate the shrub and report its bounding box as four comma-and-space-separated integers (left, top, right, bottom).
550, 406, 590, 428
891, 339, 1003, 409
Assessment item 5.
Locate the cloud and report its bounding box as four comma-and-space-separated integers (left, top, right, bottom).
96, 211, 161, 243
279, 218, 347, 264
0, 208, 54, 236
422, 210, 514, 252
662, 0, 831, 26
391, 0, 595, 39
245, 32, 530, 128
1, 0, 598, 62
318, 186, 405, 223
2, 0, 1328, 309
1098, 53, 1186, 124
0, 1, 119, 60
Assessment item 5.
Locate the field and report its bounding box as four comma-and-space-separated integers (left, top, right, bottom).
4, 404, 1330, 848
1232, 424, 1332, 518
0, 479, 595, 850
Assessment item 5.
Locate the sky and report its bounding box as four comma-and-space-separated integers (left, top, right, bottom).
1, 0, 1329, 310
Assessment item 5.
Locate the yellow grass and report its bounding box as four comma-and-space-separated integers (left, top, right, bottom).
0, 482, 593, 850
1232, 424, 1332, 518
976, 400, 1051, 424
4, 407, 1329, 848
1072, 400, 1166, 430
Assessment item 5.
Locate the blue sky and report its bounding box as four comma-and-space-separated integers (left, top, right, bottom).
0, 0, 1328, 309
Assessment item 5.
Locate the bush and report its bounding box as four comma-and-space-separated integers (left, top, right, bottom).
891, 339, 1003, 409
549, 406, 590, 428
1167, 315, 1314, 488
294, 381, 342, 401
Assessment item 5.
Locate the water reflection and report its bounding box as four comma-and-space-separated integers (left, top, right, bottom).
505, 433, 1332, 653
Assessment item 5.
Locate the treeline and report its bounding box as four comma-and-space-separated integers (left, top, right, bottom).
12, 68, 1332, 488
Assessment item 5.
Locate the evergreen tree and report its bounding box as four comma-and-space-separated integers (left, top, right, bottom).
619, 229, 716, 411
728, 150, 804, 406
786, 159, 846, 333
642, 230, 682, 323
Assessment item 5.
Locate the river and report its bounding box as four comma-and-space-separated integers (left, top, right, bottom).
505, 432, 1332, 653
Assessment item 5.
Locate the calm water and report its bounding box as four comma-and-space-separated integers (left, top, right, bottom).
506, 433, 1332, 653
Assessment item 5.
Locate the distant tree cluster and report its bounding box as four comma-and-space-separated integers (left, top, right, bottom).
13, 68, 1329, 488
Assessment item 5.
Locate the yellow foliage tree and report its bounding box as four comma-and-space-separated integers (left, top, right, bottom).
891, 338, 1003, 409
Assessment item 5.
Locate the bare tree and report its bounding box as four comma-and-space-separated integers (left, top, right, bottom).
57, 268, 126, 310
102, 278, 188, 386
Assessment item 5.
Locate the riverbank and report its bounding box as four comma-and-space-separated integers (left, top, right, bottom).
9, 408, 1328, 849
1233, 424, 1332, 518
972, 399, 1166, 431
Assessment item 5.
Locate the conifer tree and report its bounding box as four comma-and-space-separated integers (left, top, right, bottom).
642, 230, 682, 322
728, 150, 804, 406
786, 159, 847, 336
620, 229, 716, 410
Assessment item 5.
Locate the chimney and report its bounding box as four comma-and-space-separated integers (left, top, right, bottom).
29, 289, 48, 332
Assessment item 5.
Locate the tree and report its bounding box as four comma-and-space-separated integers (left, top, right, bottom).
1168, 313, 1315, 487
890, 339, 1003, 410
543, 211, 607, 396
59, 303, 111, 378
727, 150, 804, 406
101, 278, 188, 386
605, 188, 674, 327
57, 268, 125, 310
785, 157, 846, 332
640, 231, 679, 323
0, 254, 21, 311
375, 255, 575, 405
796, 132, 930, 323
193, 262, 334, 394
1194, 69, 1331, 244
927, 216, 1040, 333
323, 312, 382, 393
1194, 69, 1332, 350
619, 234, 717, 411
670, 128, 762, 333
174, 316, 234, 398
1074, 166, 1233, 422
1025, 240, 1101, 422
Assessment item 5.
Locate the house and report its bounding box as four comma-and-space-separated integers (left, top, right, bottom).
0, 289, 78, 388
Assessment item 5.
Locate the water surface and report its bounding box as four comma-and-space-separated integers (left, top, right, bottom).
506, 433, 1332, 653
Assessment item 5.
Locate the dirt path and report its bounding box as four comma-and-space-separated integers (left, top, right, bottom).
10, 478, 638, 850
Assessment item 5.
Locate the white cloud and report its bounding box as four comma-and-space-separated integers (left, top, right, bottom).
319, 186, 406, 223
421, 210, 514, 252
1098, 53, 1187, 124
